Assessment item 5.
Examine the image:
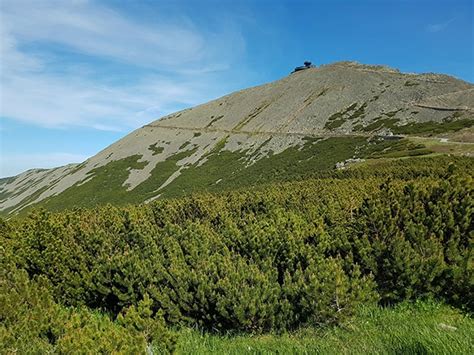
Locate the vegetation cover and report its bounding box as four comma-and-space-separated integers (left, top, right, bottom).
4, 136, 442, 215
175, 301, 473, 354
1, 155, 473, 353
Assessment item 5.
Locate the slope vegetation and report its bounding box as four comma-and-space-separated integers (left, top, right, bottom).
1, 61, 473, 214
2, 156, 473, 352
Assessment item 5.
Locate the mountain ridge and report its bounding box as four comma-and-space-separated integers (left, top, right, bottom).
2, 61, 473, 215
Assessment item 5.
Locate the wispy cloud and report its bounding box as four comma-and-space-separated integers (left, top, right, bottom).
1, 0, 232, 69
426, 18, 456, 33
1, 69, 216, 130
0, 0, 246, 131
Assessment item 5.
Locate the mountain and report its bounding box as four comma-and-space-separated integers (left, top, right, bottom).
1, 61, 473, 215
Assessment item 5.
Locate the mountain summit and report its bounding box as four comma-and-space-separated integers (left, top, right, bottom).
1, 61, 473, 214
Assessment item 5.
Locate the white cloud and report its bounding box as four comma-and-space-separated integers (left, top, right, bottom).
426, 18, 456, 33
1, 0, 207, 68
0, 0, 246, 131
1, 70, 213, 130
0, 152, 90, 177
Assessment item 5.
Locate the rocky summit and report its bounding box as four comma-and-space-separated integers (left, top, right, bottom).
1, 61, 473, 215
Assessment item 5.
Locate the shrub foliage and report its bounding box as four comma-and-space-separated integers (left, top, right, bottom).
1, 158, 472, 352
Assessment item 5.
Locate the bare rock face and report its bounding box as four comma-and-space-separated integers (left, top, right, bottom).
1, 61, 473, 214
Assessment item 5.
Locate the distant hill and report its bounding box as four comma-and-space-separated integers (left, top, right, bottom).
1, 61, 473, 215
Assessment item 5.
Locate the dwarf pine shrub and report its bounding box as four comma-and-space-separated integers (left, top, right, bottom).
1, 162, 472, 341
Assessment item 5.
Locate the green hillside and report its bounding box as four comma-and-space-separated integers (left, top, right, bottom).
2, 62, 473, 215
2, 155, 473, 352
1, 62, 473, 353
9, 134, 473, 215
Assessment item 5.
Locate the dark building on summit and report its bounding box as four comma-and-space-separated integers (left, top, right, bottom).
292, 61, 316, 73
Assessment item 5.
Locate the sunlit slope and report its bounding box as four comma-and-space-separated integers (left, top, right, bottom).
1, 61, 473, 214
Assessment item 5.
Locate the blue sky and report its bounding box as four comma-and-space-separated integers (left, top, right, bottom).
1, 0, 472, 177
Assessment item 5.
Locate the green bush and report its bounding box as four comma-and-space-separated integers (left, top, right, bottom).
3, 198, 378, 332
1, 160, 472, 343
350, 175, 473, 309
0, 265, 176, 353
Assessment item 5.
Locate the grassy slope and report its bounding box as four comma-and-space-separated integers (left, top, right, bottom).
407, 136, 474, 155
0, 177, 15, 200
23, 136, 436, 213
160, 136, 369, 198
37, 155, 148, 211
3, 147, 473, 352
4, 108, 474, 214
175, 302, 473, 354
359, 116, 474, 135
393, 118, 474, 135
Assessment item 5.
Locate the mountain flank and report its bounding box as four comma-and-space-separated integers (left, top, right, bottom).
1, 61, 473, 215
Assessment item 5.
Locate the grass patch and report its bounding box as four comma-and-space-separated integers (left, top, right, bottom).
360, 118, 399, 132
325, 118, 345, 129
18, 137, 440, 212
366, 139, 431, 159
0, 176, 20, 201
392, 118, 474, 135
369, 94, 380, 102
206, 115, 224, 128
234, 102, 271, 130
357, 114, 473, 135
38, 155, 147, 211
350, 102, 367, 119
130, 148, 198, 200
148, 143, 164, 156
384, 109, 401, 118
325, 102, 367, 130
179, 141, 191, 150
1, 184, 52, 216
407, 137, 474, 155
32, 149, 199, 211
174, 301, 473, 354
160, 136, 393, 198
404, 80, 420, 87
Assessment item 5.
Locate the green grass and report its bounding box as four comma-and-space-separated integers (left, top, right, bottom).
360, 118, 399, 132
206, 115, 224, 128
35, 149, 199, 211
357, 115, 474, 135
148, 143, 165, 155
384, 109, 401, 118
404, 80, 420, 87
174, 301, 473, 354
33, 136, 373, 210
407, 137, 474, 155
130, 147, 198, 201
324, 111, 345, 129
0, 176, 15, 187
179, 141, 191, 150
17, 137, 440, 213
366, 139, 432, 159
350, 102, 367, 119
0, 176, 25, 201
160, 136, 369, 198
324, 118, 345, 129
324, 103, 367, 129
160, 137, 433, 198
38, 155, 147, 211
392, 118, 474, 135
